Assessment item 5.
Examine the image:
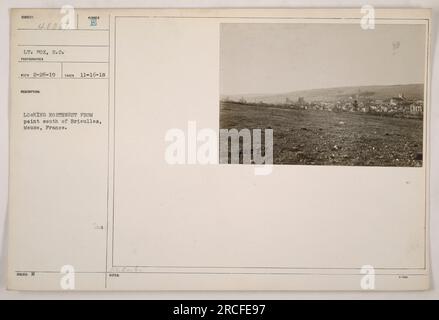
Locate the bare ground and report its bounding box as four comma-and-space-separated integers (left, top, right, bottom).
220, 102, 423, 167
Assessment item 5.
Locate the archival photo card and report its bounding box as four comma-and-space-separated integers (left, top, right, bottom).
220, 23, 427, 167
7, 8, 431, 291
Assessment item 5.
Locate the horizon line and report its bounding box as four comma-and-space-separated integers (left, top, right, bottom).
221, 82, 424, 98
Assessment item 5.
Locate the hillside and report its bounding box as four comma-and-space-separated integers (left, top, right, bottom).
223, 83, 424, 104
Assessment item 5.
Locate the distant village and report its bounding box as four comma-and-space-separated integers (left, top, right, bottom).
224, 92, 424, 119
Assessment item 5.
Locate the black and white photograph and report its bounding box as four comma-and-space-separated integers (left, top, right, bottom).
220, 23, 427, 166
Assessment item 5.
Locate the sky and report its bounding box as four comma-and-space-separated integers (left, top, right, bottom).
220, 23, 427, 96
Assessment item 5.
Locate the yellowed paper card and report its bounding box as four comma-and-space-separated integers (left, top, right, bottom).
8, 8, 431, 291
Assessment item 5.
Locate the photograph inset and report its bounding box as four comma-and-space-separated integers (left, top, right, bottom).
219, 23, 426, 166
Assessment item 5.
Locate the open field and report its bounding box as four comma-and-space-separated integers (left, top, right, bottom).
220, 102, 423, 166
